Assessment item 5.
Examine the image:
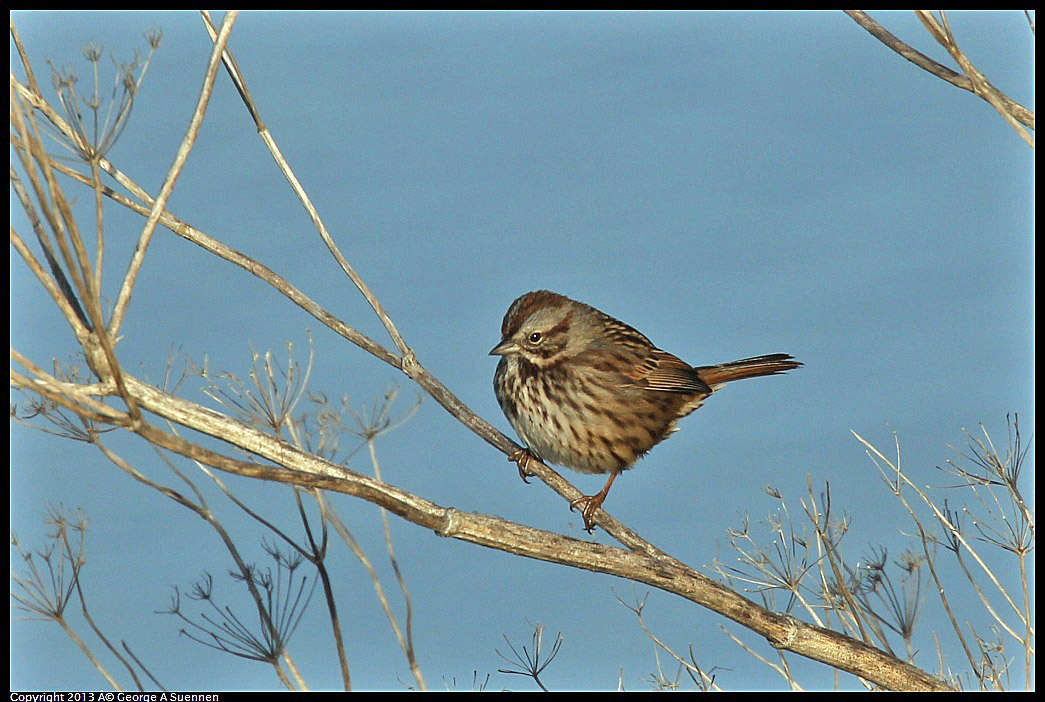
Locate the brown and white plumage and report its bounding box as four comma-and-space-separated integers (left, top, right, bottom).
491, 290, 800, 531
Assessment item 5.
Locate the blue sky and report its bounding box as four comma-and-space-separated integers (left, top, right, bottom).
10, 11, 1034, 692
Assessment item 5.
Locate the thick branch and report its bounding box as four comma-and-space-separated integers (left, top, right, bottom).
8, 365, 952, 692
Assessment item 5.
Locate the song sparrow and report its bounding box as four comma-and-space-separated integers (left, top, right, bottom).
491, 290, 801, 532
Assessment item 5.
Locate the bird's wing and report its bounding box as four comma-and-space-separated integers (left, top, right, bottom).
625, 349, 713, 395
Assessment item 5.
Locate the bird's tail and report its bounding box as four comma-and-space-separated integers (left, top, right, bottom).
696, 353, 801, 390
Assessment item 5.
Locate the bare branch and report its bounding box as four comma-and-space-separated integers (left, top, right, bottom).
844, 10, 1034, 139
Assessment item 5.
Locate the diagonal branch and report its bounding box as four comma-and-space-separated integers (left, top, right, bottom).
913, 10, 1033, 147
844, 11, 1034, 136
12, 357, 954, 691
198, 10, 412, 358
109, 11, 241, 335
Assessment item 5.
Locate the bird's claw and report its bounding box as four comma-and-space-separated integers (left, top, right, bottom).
508, 448, 538, 483
569, 494, 603, 533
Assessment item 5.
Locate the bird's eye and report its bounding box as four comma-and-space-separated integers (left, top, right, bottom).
528, 332, 543, 344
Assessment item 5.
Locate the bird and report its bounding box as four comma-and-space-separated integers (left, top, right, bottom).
490, 290, 800, 532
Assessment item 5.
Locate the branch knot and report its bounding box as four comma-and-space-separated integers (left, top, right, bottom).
400, 350, 419, 379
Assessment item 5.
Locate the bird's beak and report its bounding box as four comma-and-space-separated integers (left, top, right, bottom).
489, 339, 518, 356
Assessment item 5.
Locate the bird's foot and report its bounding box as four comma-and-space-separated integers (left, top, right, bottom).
508, 448, 539, 483
569, 493, 606, 533
568, 472, 619, 533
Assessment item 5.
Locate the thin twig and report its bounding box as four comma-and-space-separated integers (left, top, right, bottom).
198, 10, 413, 357
109, 11, 240, 334
844, 11, 1033, 136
